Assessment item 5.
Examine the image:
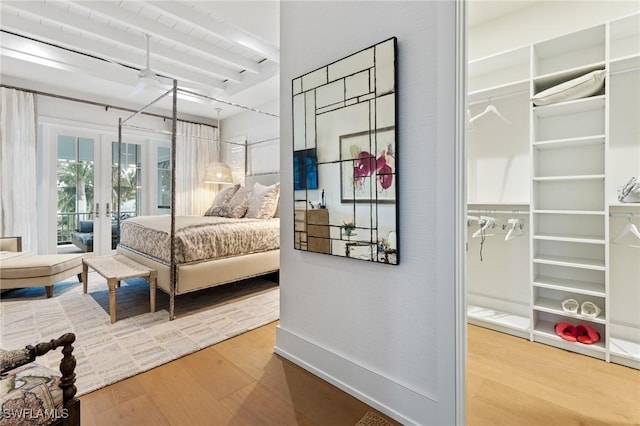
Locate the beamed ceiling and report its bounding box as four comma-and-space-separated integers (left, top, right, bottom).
0, 1, 280, 121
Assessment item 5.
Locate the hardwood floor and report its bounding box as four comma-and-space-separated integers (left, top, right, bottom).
80, 322, 640, 426
79, 321, 399, 426
467, 325, 640, 426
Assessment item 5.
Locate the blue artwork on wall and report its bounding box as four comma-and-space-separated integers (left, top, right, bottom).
293, 148, 318, 190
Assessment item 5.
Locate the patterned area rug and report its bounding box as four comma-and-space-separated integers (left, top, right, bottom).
356, 411, 394, 426
0, 272, 279, 396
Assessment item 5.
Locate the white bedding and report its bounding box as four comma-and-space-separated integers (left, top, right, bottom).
119, 215, 280, 265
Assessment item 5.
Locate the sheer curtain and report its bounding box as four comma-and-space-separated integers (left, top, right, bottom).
0, 88, 37, 251
174, 121, 218, 215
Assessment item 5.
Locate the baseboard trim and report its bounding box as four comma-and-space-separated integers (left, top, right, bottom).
275, 325, 438, 426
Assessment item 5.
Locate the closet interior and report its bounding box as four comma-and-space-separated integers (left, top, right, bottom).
467, 12, 640, 369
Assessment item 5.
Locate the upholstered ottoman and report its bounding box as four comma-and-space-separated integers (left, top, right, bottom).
0, 253, 84, 298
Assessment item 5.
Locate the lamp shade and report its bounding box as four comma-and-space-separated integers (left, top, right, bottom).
203, 162, 233, 184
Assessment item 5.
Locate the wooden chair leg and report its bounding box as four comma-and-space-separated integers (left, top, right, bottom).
45, 285, 53, 298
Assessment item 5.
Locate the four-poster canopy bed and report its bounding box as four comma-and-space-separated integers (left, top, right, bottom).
114, 81, 280, 320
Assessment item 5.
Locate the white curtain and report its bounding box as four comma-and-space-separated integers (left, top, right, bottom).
0, 88, 37, 251
174, 121, 218, 215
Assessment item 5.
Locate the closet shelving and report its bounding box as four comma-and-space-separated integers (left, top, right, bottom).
530, 23, 609, 361
468, 46, 530, 104
468, 11, 640, 368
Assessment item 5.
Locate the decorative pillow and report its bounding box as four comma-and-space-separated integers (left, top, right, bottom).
224, 186, 252, 218
246, 182, 280, 219
77, 220, 94, 233
531, 69, 606, 106
205, 206, 228, 217
204, 184, 240, 216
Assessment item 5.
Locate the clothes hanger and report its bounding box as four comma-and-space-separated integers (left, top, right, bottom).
613, 216, 640, 243
472, 216, 498, 238
505, 218, 524, 241
469, 104, 512, 125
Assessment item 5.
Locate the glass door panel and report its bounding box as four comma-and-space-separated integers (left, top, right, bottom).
56, 135, 97, 253
111, 140, 144, 246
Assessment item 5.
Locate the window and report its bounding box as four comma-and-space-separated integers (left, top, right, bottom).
157, 146, 171, 211
112, 141, 141, 219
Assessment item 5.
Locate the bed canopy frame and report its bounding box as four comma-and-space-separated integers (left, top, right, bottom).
116, 80, 279, 319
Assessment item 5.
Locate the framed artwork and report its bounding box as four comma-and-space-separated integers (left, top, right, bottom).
293, 148, 318, 190
340, 127, 396, 203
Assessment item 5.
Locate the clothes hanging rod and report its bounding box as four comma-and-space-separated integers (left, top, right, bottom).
610, 212, 638, 218
468, 88, 530, 106
0, 84, 213, 128
467, 209, 530, 215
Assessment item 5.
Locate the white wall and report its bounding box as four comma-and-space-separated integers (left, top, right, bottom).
469, 1, 640, 60
278, 2, 459, 425
220, 99, 280, 182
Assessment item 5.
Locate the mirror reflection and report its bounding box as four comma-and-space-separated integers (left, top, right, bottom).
292, 38, 398, 264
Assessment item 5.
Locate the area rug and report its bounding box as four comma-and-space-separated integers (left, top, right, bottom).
0, 272, 279, 396
356, 411, 394, 426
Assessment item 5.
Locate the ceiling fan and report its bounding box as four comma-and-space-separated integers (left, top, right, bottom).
129, 33, 163, 98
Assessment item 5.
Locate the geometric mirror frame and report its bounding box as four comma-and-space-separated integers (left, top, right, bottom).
292, 37, 398, 264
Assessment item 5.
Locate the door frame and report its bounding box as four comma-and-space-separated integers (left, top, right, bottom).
454, 1, 468, 424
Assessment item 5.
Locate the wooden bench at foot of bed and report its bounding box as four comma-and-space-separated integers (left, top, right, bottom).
82, 254, 157, 324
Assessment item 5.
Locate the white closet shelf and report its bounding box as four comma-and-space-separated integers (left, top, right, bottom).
533, 95, 605, 118
533, 275, 605, 297
609, 337, 640, 361
533, 210, 606, 216
533, 297, 606, 324
533, 255, 605, 271
533, 174, 605, 182
533, 62, 605, 89
610, 55, 640, 74
467, 305, 530, 331
533, 320, 607, 352
533, 135, 605, 150
533, 233, 605, 244
469, 45, 530, 70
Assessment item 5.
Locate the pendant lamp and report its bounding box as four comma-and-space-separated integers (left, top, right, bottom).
203, 108, 233, 184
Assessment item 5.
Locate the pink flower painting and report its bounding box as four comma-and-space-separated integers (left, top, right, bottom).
340, 127, 396, 203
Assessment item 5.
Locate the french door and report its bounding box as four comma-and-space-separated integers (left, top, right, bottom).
39, 124, 146, 255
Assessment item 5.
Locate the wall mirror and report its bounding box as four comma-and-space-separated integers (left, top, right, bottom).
292, 37, 398, 264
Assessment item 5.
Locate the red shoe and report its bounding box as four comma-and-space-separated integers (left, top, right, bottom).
576, 324, 600, 344
555, 322, 578, 342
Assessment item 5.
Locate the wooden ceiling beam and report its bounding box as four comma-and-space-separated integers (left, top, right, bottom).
70, 1, 261, 74
144, 1, 280, 64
